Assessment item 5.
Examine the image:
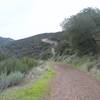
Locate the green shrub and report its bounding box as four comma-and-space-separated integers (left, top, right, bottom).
0, 72, 24, 91
0, 57, 38, 74
21, 57, 38, 68
0, 57, 38, 91
0, 52, 8, 61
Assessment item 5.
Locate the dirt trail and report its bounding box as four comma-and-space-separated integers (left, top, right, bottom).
49, 64, 100, 100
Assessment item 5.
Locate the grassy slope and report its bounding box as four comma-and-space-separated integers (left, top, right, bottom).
0, 68, 54, 100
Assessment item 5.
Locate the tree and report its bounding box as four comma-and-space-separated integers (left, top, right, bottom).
61, 7, 99, 55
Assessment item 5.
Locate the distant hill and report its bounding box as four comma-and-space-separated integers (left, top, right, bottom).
0, 37, 14, 45
1, 32, 64, 58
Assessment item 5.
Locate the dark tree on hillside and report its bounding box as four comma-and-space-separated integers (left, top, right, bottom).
61, 7, 100, 55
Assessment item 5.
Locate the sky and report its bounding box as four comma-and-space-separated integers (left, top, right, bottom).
0, 0, 100, 40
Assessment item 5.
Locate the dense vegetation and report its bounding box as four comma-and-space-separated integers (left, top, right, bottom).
61, 7, 100, 55
0, 57, 38, 91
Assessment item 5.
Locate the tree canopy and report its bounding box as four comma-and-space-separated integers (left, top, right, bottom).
61, 7, 100, 55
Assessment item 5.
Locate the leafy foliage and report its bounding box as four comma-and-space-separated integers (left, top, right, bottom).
0, 57, 38, 74
55, 40, 74, 55
61, 7, 100, 55
0, 72, 24, 91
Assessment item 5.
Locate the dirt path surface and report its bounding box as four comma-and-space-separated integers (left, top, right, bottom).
49, 64, 100, 100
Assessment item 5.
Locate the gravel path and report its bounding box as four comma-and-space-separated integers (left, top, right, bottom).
49, 64, 100, 100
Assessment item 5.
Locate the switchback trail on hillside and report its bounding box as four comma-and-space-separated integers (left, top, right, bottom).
47, 64, 100, 100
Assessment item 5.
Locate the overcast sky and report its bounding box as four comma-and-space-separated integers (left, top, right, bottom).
0, 0, 99, 40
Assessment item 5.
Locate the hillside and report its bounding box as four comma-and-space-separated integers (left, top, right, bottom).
0, 32, 64, 58
0, 37, 14, 45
